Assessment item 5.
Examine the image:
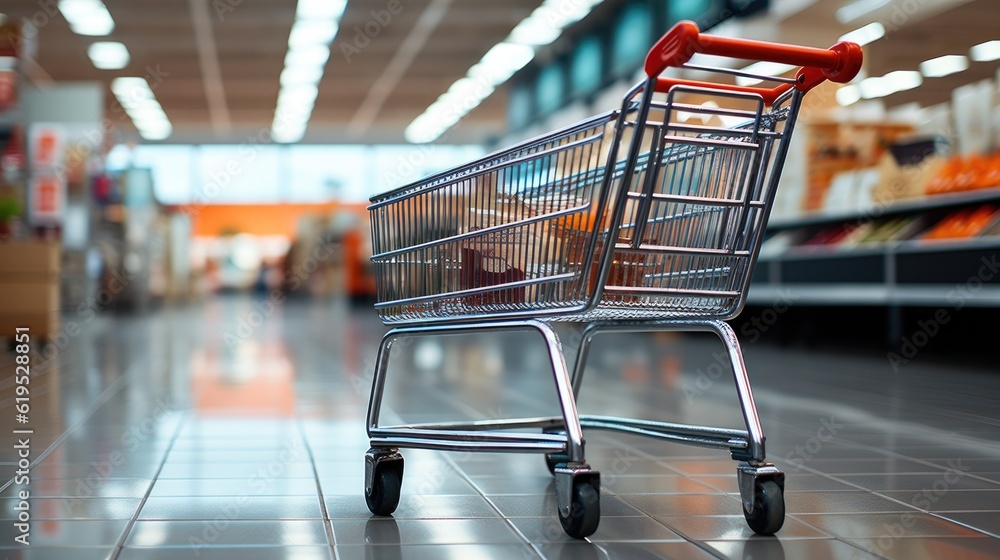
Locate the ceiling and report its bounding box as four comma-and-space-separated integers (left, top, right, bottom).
784, 0, 999, 109
4, 0, 544, 144
3, 0, 998, 145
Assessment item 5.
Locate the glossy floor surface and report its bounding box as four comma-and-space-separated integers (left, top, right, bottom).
2, 295, 1000, 559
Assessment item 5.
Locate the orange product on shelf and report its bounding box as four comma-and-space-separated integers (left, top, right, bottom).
922, 205, 999, 240
926, 153, 1000, 195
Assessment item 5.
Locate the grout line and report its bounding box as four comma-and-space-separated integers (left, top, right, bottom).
438, 452, 547, 559
110, 413, 189, 559
0, 364, 139, 495
297, 415, 339, 560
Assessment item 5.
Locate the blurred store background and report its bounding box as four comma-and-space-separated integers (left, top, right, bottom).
0, 0, 998, 356
3, 1, 1000, 558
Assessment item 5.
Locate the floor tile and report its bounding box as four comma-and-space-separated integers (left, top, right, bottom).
795, 512, 985, 539
0, 547, 115, 560
0, 497, 141, 520
331, 518, 524, 545
846, 537, 1000, 560
877, 489, 1000, 512
784, 492, 922, 514
0, 478, 152, 499
702, 538, 883, 559
156, 462, 316, 479
538, 541, 719, 559
489, 493, 645, 518
148, 477, 318, 497
602, 475, 718, 494
692, 474, 857, 493
509, 516, 684, 543
137, 496, 323, 520
938, 512, 1000, 538
834, 473, 1000, 491
125, 519, 328, 546
619, 493, 743, 517
335, 544, 538, 560
658, 515, 831, 540
117, 546, 335, 559
325, 494, 499, 519
0, 519, 129, 546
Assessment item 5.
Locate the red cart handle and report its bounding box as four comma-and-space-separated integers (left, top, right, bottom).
645, 21, 863, 102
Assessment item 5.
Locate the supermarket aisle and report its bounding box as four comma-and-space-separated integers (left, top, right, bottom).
2, 295, 1000, 559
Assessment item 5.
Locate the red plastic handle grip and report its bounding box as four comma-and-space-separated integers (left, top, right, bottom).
645, 20, 863, 96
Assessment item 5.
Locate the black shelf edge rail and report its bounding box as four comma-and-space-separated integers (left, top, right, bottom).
767, 186, 1000, 231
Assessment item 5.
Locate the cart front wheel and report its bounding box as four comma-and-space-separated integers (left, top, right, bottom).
365, 454, 403, 516
559, 480, 600, 539
743, 479, 784, 535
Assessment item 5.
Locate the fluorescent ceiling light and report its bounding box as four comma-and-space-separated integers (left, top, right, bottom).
508, 15, 561, 46
970, 40, 1000, 62
735, 61, 796, 86
111, 76, 172, 141
473, 43, 534, 86
280, 65, 324, 86
404, 0, 606, 143
295, 0, 347, 20
858, 70, 922, 99
838, 22, 885, 46
271, 121, 307, 143
919, 54, 968, 78
87, 41, 129, 69
58, 0, 114, 36
278, 84, 319, 105
835, 0, 891, 24
285, 45, 330, 68
135, 120, 172, 140
288, 19, 337, 49
836, 85, 861, 106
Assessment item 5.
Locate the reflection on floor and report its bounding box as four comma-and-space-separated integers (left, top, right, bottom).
2, 295, 1000, 559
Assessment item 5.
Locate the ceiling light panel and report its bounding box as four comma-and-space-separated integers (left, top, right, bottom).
919, 54, 969, 78
112, 77, 172, 141
970, 40, 1000, 62
835, 0, 891, 24
58, 0, 115, 36
87, 41, 129, 70
838, 22, 885, 46
405, 0, 606, 144
270, 0, 348, 143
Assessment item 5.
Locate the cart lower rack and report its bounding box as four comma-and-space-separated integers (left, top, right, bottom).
364, 21, 862, 538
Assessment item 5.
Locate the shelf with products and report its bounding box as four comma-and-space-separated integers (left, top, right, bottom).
751, 193, 1000, 310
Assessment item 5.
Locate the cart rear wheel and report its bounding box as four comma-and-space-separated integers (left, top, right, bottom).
559, 480, 600, 539
365, 457, 403, 517
743, 479, 784, 535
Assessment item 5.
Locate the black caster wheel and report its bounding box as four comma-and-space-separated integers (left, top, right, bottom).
559, 479, 600, 539
543, 429, 568, 476
743, 479, 784, 535
365, 450, 403, 517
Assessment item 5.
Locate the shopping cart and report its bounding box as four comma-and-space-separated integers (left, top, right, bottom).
364, 21, 862, 538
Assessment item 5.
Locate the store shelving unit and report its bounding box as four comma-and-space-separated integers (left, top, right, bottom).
748, 188, 1000, 341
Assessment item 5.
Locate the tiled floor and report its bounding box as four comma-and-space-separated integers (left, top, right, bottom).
2, 295, 1000, 559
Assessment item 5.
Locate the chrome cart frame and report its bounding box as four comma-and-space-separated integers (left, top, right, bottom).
363, 21, 862, 538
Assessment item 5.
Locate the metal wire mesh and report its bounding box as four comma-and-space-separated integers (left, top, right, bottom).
369, 80, 797, 324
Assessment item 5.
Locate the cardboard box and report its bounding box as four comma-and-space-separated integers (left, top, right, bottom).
0, 241, 61, 338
